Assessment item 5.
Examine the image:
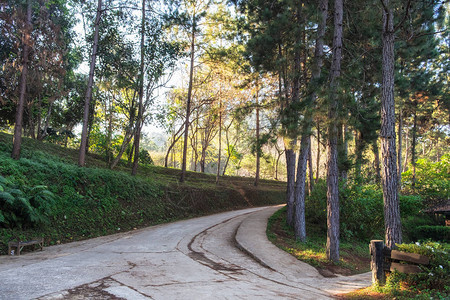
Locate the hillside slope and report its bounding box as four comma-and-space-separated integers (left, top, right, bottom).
0, 132, 286, 255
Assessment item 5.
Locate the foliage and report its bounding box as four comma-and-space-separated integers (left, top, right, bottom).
0, 132, 285, 254
305, 179, 423, 242
0, 175, 55, 229
402, 154, 450, 204
139, 150, 154, 166
373, 241, 450, 298
410, 226, 450, 243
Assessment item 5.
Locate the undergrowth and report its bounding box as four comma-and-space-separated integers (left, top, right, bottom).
0, 132, 285, 255
267, 206, 370, 275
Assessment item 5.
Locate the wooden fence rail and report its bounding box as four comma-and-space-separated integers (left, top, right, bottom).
370, 240, 430, 286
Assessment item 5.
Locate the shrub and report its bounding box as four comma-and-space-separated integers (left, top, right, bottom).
412, 226, 450, 242
0, 175, 55, 229
402, 154, 450, 204
306, 180, 425, 242
396, 241, 450, 291
340, 184, 384, 240
305, 179, 327, 230
139, 150, 154, 165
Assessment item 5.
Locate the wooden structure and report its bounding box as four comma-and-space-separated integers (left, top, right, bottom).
8, 238, 44, 256
370, 240, 430, 286
423, 201, 450, 226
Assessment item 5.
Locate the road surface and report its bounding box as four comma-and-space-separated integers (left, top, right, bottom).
0, 206, 370, 299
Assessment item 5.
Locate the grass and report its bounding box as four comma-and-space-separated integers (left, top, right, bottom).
267, 206, 371, 276
266, 206, 450, 299
0, 132, 286, 255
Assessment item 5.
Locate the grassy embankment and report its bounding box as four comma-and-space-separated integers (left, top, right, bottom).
0, 132, 285, 255
267, 206, 370, 276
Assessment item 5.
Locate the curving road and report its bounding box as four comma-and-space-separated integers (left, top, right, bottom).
0, 206, 370, 299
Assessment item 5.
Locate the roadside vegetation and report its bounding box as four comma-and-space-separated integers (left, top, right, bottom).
267, 206, 370, 276
0, 132, 285, 255
267, 155, 449, 298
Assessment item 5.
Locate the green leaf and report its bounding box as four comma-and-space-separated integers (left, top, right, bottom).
0, 191, 15, 205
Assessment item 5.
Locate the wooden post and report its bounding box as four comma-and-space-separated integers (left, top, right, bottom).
370, 240, 386, 286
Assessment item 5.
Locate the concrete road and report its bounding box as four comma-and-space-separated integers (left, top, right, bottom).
0, 206, 370, 299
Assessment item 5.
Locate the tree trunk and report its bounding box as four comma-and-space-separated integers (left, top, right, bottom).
380, 0, 402, 249
316, 122, 321, 184
397, 107, 403, 187
78, 0, 102, 166
293, 0, 328, 239
180, 17, 196, 182
355, 131, 364, 180
107, 94, 114, 164
110, 127, 135, 169
131, 0, 146, 176
411, 102, 417, 188
373, 141, 381, 183
223, 128, 231, 176
254, 88, 260, 186
326, 0, 343, 262
293, 1, 307, 241
216, 99, 222, 184
110, 90, 137, 169
12, 0, 32, 160
28, 103, 36, 139
294, 134, 309, 241
403, 127, 409, 172
275, 150, 283, 180
308, 138, 314, 193
338, 124, 348, 183
164, 124, 184, 168
285, 147, 296, 228
128, 141, 134, 166
36, 94, 43, 140
193, 118, 199, 171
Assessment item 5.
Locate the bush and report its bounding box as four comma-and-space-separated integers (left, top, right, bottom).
139, 150, 154, 165
340, 184, 384, 240
396, 241, 450, 291
412, 226, 450, 242
402, 154, 450, 204
0, 175, 55, 229
305, 179, 327, 230
306, 180, 425, 242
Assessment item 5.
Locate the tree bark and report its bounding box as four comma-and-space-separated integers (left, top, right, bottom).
180, 16, 196, 182
131, 0, 146, 176
411, 101, 417, 188
380, 0, 402, 249
293, 1, 306, 241
78, 0, 102, 166
403, 127, 409, 172
12, 0, 32, 160
254, 86, 260, 186
373, 141, 381, 183
308, 138, 314, 193
355, 131, 363, 180
285, 147, 296, 228
339, 124, 348, 183
293, 0, 328, 240
326, 0, 343, 262
216, 98, 222, 184
397, 107, 403, 187
294, 134, 309, 241
316, 123, 321, 184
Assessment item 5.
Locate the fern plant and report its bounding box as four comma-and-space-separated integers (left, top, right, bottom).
0, 175, 55, 229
